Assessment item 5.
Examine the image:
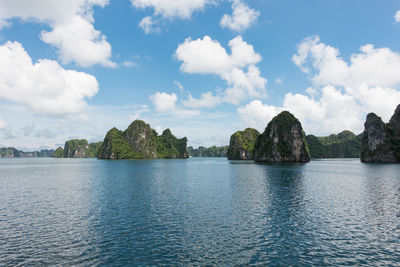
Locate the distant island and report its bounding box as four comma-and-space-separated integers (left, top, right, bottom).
0, 147, 54, 158
53, 139, 102, 158
187, 146, 228, 157
97, 120, 188, 159
1, 104, 399, 163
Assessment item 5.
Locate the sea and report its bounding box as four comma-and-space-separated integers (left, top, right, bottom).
0, 158, 399, 266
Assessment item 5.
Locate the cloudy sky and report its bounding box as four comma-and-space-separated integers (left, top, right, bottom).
0, 0, 400, 150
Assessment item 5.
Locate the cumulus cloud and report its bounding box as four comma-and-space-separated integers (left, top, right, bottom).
238, 36, 400, 136
395, 10, 400, 23
132, 0, 213, 33
131, 0, 212, 19
150, 92, 178, 112
0, 0, 115, 67
21, 123, 36, 136
220, 0, 259, 32
138, 16, 161, 34
149, 91, 201, 117
0, 117, 6, 129
175, 35, 267, 105
182, 92, 221, 108
0, 41, 99, 116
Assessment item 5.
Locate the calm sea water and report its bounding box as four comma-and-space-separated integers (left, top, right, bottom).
0, 158, 399, 266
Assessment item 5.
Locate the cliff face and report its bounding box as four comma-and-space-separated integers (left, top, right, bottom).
62, 139, 103, 158
361, 105, 400, 162
124, 120, 157, 158
97, 128, 136, 159
98, 120, 188, 160
254, 111, 310, 163
227, 128, 260, 160
64, 139, 90, 158
306, 131, 362, 158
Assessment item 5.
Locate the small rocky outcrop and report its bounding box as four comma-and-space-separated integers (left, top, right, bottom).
64, 139, 90, 158
53, 147, 65, 158
124, 120, 157, 158
98, 120, 188, 160
227, 128, 260, 160
253, 111, 310, 163
361, 104, 400, 162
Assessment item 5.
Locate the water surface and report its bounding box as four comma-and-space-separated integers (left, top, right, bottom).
0, 158, 399, 266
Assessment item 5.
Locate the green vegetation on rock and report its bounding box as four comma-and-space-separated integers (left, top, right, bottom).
98, 120, 188, 160
187, 146, 228, 157
254, 111, 310, 163
306, 130, 362, 158
227, 128, 260, 160
361, 104, 400, 162
53, 147, 65, 158
157, 129, 188, 158
63, 139, 102, 158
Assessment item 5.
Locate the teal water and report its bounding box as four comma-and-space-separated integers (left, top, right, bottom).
0, 158, 399, 266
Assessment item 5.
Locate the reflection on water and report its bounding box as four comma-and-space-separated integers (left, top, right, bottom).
0, 158, 399, 266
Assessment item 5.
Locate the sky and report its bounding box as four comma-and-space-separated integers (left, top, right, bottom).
0, 0, 400, 151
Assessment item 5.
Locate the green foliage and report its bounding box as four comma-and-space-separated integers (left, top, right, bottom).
98, 121, 188, 160
64, 139, 89, 158
187, 146, 228, 157
156, 129, 188, 158
227, 128, 260, 159
53, 147, 65, 158
88, 142, 103, 157
98, 128, 137, 159
307, 131, 362, 158
255, 111, 301, 157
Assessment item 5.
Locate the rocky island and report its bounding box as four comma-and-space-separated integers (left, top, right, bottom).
253, 111, 310, 163
53, 139, 102, 158
227, 128, 260, 160
98, 120, 188, 159
187, 146, 228, 157
361, 104, 400, 162
306, 131, 362, 158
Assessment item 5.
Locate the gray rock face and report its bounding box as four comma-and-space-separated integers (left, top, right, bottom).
253, 111, 310, 163
361, 105, 400, 162
227, 128, 260, 160
123, 120, 158, 158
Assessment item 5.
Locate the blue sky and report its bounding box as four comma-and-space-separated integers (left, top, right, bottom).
0, 0, 400, 150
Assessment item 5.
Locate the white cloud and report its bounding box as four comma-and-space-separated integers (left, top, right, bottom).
138, 16, 160, 34
275, 78, 283, 84
220, 0, 259, 32
183, 92, 221, 108
238, 36, 400, 136
122, 60, 138, 67
292, 36, 400, 120
237, 100, 282, 131
395, 10, 400, 23
175, 35, 267, 105
0, 41, 99, 116
131, 0, 212, 19
132, 0, 214, 33
150, 92, 178, 112
0, 117, 6, 129
21, 123, 36, 136
0, 0, 115, 67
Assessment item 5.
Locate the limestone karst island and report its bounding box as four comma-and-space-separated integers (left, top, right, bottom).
4, 104, 399, 164
2, 2, 400, 265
